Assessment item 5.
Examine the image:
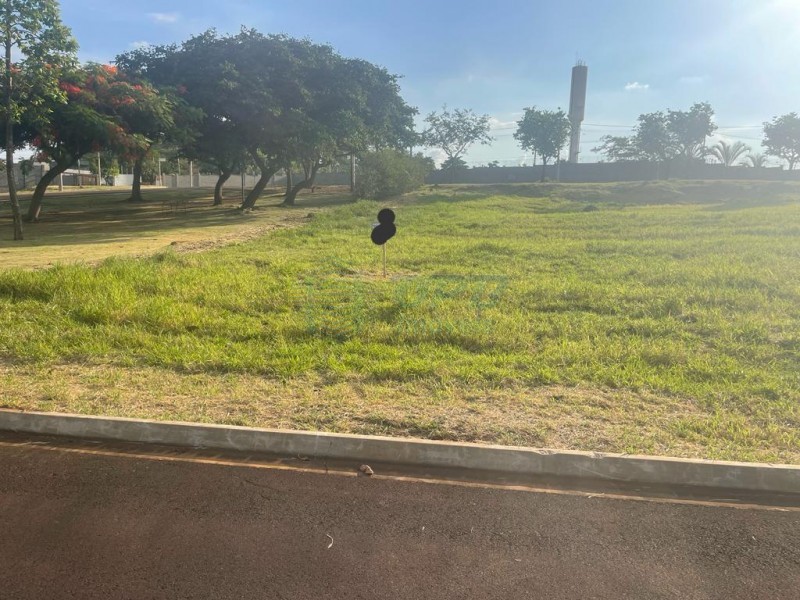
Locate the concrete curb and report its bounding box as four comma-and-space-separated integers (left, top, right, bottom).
1, 409, 798, 495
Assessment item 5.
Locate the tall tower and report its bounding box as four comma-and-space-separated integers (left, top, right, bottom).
568, 61, 588, 163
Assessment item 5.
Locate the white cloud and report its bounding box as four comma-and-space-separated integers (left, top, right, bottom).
488, 116, 517, 131
129, 41, 151, 50
147, 12, 179, 24
624, 82, 650, 91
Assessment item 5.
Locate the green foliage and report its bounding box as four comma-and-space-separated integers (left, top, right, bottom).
1, 0, 77, 238
709, 140, 750, 166
118, 30, 418, 206
595, 103, 716, 163
762, 113, 800, 169
743, 153, 767, 168
667, 102, 716, 158
513, 107, 571, 167
354, 149, 433, 199
0, 0, 77, 126
439, 156, 467, 172
422, 106, 493, 163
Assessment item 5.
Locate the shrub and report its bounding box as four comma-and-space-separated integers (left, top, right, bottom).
355, 149, 434, 199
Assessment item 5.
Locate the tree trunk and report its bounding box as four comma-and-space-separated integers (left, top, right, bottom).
128, 157, 144, 202
25, 160, 70, 222
283, 163, 320, 206
350, 153, 355, 193
285, 166, 292, 196
213, 169, 232, 205
540, 158, 548, 182
241, 167, 275, 209
4, 26, 22, 240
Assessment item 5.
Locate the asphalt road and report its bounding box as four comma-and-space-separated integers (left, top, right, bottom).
0, 436, 798, 600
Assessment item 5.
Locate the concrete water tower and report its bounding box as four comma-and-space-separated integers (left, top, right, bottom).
568, 61, 588, 163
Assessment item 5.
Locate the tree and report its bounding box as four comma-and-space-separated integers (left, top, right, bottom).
354, 149, 432, 199
513, 107, 571, 181
762, 113, 800, 169
743, 153, 767, 168
439, 156, 467, 172
117, 34, 247, 205
25, 64, 143, 221
592, 135, 637, 162
280, 47, 417, 206
593, 103, 716, 170
422, 106, 492, 178
633, 111, 674, 162
708, 140, 750, 167
667, 102, 716, 159
1, 0, 76, 240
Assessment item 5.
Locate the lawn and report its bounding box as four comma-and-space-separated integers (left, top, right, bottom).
1, 180, 798, 464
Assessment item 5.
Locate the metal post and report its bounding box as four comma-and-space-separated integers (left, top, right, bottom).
189, 161, 193, 188
96, 152, 102, 186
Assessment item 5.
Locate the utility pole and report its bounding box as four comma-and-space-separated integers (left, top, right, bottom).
96, 152, 102, 185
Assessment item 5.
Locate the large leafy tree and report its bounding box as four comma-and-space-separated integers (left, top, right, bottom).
117, 33, 246, 205
281, 46, 417, 206
667, 102, 716, 159
513, 107, 571, 181
120, 30, 417, 208
762, 113, 800, 169
1, 0, 76, 239
422, 106, 492, 175
632, 111, 674, 162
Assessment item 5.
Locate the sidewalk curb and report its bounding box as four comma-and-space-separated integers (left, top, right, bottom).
1, 409, 798, 494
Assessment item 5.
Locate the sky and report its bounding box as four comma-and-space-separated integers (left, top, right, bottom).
62, 0, 800, 167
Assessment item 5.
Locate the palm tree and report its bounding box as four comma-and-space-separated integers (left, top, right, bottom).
742, 153, 767, 168
709, 140, 750, 166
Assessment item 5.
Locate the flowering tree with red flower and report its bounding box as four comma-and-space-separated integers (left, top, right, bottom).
25, 63, 147, 220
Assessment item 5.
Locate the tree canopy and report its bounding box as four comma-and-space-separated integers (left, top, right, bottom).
513, 107, 570, 180
422, 106, 492, 171
762, 113, 800, 169
594, 103, 716, 164
1, 0, 76, 239
116, 29, 417, 207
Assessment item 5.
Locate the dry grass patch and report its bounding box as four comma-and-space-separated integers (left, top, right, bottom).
3, 362, 794, 464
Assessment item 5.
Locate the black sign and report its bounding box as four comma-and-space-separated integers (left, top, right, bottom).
370, 209, 396, 246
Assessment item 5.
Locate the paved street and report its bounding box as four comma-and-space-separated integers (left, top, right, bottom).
0, 435, 798, 599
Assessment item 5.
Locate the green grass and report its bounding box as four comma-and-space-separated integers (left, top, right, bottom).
1, 181, 798, 463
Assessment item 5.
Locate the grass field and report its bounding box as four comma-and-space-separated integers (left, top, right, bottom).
1, 180, 798, 463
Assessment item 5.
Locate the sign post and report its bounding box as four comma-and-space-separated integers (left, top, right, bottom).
370, 209, 396, 277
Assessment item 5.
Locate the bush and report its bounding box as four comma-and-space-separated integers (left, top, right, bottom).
355, 149, 434, 199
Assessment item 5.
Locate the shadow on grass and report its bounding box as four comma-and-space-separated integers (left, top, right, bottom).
0, 186, 356, 248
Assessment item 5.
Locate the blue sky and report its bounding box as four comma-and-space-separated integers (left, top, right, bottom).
62, 0, 800, 166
